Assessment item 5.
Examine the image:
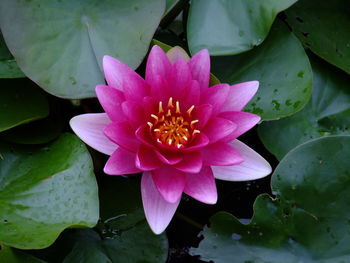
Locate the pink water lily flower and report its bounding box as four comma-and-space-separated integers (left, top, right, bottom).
70, 45, 271, 234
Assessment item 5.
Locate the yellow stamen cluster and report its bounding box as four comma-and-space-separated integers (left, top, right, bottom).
147, 97, 200, 149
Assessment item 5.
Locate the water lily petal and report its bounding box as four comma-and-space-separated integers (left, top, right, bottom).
184, 166, 217, 204
184, 133, 210, 151
103, 55, 148, 101
201, 84, 230, 115
166, 46, 190, 64
174, 151, 202, 173
104, 122, 139, 152
95, 84, 126, 123
141, 172, 180, 234
221, 81, 259, 112
212, 140, 272, 181
146, 45, 172, 99
135, 124, 157, 149
189, 49, 210, 91
152, 166, 186, 203
180, 80, 200, 110
104, 148, 141, 175
202, 142, 244, 166
154, 150, 183, 165
121, 101, 146, 127
203, 117, 236, 143
192, 104, 213, 129
171, 58, 192, 99
136, 145, 163, 171
219, 111, 261, 142
70, 113, 117, 155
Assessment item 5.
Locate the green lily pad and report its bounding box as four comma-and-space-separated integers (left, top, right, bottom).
0, 33, 24, 78
211, 21, 312, 120
0, 0, 165, 99
258, 57, 350, 160
286, 0, 350, 74
192, 136, 350, 263
0, 134, 99, 249
0, 81, 49, 132
0, 246, 44, 263
63, 176, 168, 263
0, 99, 64, 144
187, 0, 297, 55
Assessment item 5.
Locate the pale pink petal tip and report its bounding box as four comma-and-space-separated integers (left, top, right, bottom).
166, 46, 190, 64
184, 167, 218, 204
141, 172, 180, 234
212, 140, 272, 182
69, 113, 117, 155
103, 148, 140, 175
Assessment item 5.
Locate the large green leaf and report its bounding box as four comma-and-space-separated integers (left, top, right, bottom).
187, 0, 297, 55
63, 177, 168, 263
0, 134, 99, 249
259, 57, 350, 160
0, 0, 165, 99
0, 81, 49, 132
0, 246, 44, 263
0, 33, 24, 78
286, 0, 350, 74
192, 136, 350, 263
211, 21, 312, 120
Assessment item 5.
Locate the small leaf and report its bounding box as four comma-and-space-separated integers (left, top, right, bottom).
187, 0, 297, 55
0, 33, 24, 79
0, 81, 49, 132
0, 99, 64, 144
192, 136, 350, 263
286, 0, 350, 74
0, 134, 99, 249
212, 21, 312, 120
259, 57, 350, 160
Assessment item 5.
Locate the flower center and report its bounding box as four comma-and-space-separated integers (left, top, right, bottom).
147, 97, 200, 149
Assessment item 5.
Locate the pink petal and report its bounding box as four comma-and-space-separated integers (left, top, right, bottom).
104, 122, 139, 152
173, 152, 202, 173
141, 172, 180, 234
202, 142, 244, 166
191, 104, 213, 129
166, 46, 190, 64
184, 167, 217, 204
155, 150, 183, 165
103, 55, 148, 101
180, 80, 200, 110
135, 124, 157, 149
121, 101, 146, 127
189, 49, 210, 91
142, 96, 158, 117
203, 117, 236, 143
136, 145, 163, 171
171, 58, 192, 99
200, 84, 230, 115
146, 46, 172, 98
95, 85, 126, 123
152, 166, 186, 203
70, 113, 117, 155
218, 111, 261, 142
184, 133, 210, 152
212, 140, 272, 181
221, 81, 259, 112
104, 148, 141, 175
